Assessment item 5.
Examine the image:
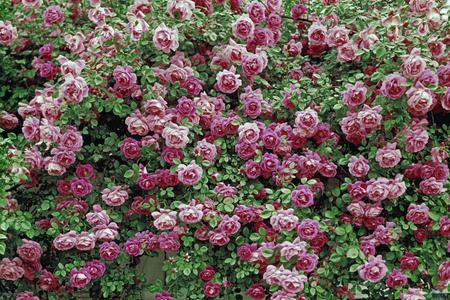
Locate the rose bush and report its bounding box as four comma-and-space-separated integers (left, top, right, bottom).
0, 0, 449, 299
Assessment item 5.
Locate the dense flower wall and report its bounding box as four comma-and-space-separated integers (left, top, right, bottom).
0, 0, 449, 299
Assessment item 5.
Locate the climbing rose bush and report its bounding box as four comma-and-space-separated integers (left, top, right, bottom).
0, 0, 449, 299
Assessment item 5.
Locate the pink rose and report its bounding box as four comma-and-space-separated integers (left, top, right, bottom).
232, 15, 255, 40
326, 26, 349, 47
203, 282, 220, 298
358, 255, 387, 282
94, 222, 119, 242
400, 288, 426, 300
337, 42, 358, 63
218, 215, 241, 236
178, 202, 203, 224
291, 185, 314, 208
400, 252, 419, 270
177, 161, 203, 185
0, 111, 18, 130
76, 232, 96, 251
294, 108, 319, 138
59, 126, 83, 151
120, 137, 141, 159
99, 242, 120, 261
167, 0, 195, 21
366, 178, 390, 202
242, 52, 267, 77
375, 143, 402, 168
152, 209, 178, 230
419, 177, 445, 195
297, 219, 320, 240
43, 6, 65, 28
84, 260, 106, 280
215, 68, 242, 94
270, 209, 299, 232
342, 82, 367, 109
406, 88, 434, 117
69, 268, 91, 288
60, 75, 89, 104
102, 186, 128, 207
348, 155, 370, 177
124, 238, 142, 256
17, 239, 42, 262
386, 269, 407, 288
296, 253, 318, 273
308, 22, 327, 45
86, 204, 110, 226
0, 258, 24, 281
53, 231, 77, 251
22, 117, 40, 142
158, 232, 180, 252
437, 65, 450, 87
409, 0, 434, 15
380, 73, 407, 100
16, 291, 39, 300
0, 21, 18, 46
247, 1, 266, 24
70, 177, 93, 197
406, 203, 429, 224
357, 105, 382, 131
437, 260, 450, 285
153, 23, 179, 53
162, 122, 190, 149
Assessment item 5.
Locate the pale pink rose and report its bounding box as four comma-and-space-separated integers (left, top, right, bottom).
94, 222, 119, 242
366, 178, 390, 202
152, 209, 178, 230
177, 161, 203, 185
60, 75, 89, 104
167, 0, 195, 21
102, 186, 128, 207
193, 139, 217, 162
162, 122, 189, 148
357, 105, 382, 131
406, 203, 429, 224
232, 15, 255, 40
238, 122, 260, 143
358, 255, 387, 282
215, 68, 242, 94
178, 201, 203, 224
380, 73, 407, 100
208, 230, 230, 246
347, 201, 365, 217
359, 27, 379, 49
281, 272, 307, 293
342, 82, 367, 109
125, 111, 149, 136
0, 258, 24, 281
86, 204, 110, 226
53, 231, 77, 251
126, 11, 149, 41
57, 56, 85, 77
88, 7, 112, 26
409, 0, 434, 15
406, 88, 434, 116
400, 288, 426, 300
348, 155, 370, 177
153, 23, 179, 53
22, 0, 42, 9
428, 41, 446, 59
64, 32, 85, 54
283, 39, 303, 57
0, 21, 18, 46
59, 126, 83, 152
45, 161, 66, 176
16, 291, 39, 300
387, 175, 406, 199
308, 22, 327, 45
327, 26, 349, 47
76, 232, 96, 251
337, 42, 358, 63
375, 143, 402, 168
430, 147, 449, 163
270, 209, 299, 232
0, 111, 18, 130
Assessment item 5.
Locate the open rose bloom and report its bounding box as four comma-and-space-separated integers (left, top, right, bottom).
0, 0, 449, 299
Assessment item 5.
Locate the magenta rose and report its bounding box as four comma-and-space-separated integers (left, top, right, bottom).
380, 73, 406, 100
70, 177, 93, 197
84, 260, 106, 280
245, 283, 266, 300
177, 161, 203, 185
0, 258, 24, 281
203, 282, 220, 298
400, 252, 419, 270
291, 185, 314, 208
120, 137, 141, 159
199, 265, 215, 282
69, 267, 91, 288
297, 219, 320, 240
43, 5, 64, 28
0, 21, 18, 46
232, 15, 255, 40
386, 269, 407, 288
